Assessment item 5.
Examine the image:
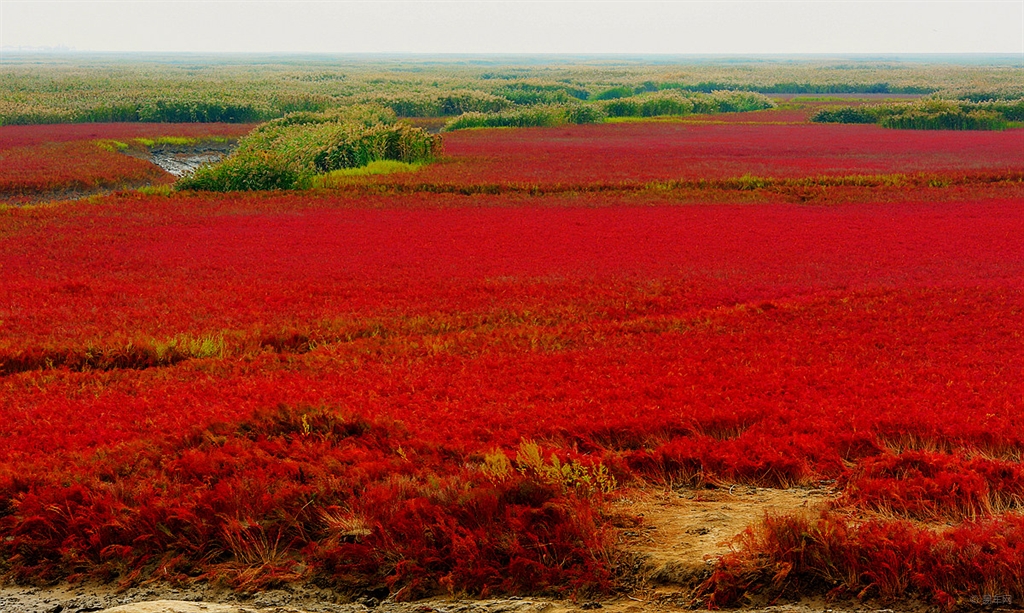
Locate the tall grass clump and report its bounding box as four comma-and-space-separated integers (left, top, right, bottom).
493, 82, 590, 105
813, 97, 1022, 130
177, 106, 439, 192
364, 91, 513, 117
442, 104, 603, 131
601, 90, 775, 118
593, 86, 635, 101
442, 90, 774, 130
0, 95, 335, 126
810, 106, 879, 124
985, 97, 1024, 121
601, 91, 695, 117
695, 90, 777, 113
881, 107, 1008, 130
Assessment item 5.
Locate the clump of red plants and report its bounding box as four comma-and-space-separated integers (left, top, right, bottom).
0, 404, 616, 599
701, 511, 1024, 610
0, 141, 172, 200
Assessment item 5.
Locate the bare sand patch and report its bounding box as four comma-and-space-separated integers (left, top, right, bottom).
611, 484, 837, 599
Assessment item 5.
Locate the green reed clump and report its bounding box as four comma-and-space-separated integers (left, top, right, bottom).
810, 106, 879, 124
364, 90, 513, 117
493, 82, 590, 105
2, 95, 335, 126
602, 91, 695, 117
443, 90, 775, 130
988, 98, 1024, 121
881, 108, 1008, 130
601, 90, 775, 118
593, 86, 635, 101
177, 106, 439, 192
442, 104, 603, 131
705, 90, 777, 113
813, 97, 1022, 130
563, 105, 606, 125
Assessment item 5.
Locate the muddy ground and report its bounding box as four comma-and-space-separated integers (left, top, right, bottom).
143, 142, 233, 177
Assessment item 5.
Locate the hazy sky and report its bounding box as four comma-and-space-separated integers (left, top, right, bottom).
2, 1, 1023, 55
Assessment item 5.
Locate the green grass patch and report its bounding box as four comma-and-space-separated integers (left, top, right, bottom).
603, 116, 688, 124
311, 160, 423, 188
136, 185, 174, 196
133, 136, 232, 148
95, 140, 130, 152
327, 159, 423, 177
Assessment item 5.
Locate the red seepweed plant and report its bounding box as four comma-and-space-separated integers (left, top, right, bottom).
1, 119, 1023, 605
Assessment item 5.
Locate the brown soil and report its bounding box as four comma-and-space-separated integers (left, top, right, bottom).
611, 485, 837, 599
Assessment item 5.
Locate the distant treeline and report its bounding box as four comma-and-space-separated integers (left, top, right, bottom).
2, 57, 1022, 126
659, 82, 936, 95
2, 86, 776, 129
1, 97, 336, 126
812, 98, 1024, 130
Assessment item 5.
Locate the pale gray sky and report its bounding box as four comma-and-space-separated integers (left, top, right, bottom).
1, 1, 1022, 54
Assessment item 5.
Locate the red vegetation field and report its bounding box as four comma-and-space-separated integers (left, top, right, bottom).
0, 123, 254, 203
0, 123, 254, 151
1, 119, 1023, 607
385, 122, 1024, 188
0, 141, 172, 199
